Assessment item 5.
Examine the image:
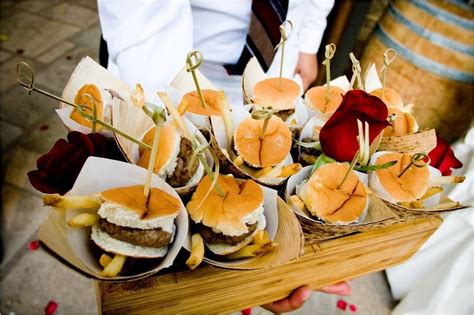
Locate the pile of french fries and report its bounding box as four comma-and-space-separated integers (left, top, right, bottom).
186, 230, 278, 269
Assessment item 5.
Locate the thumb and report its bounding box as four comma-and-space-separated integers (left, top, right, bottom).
319, 281, 352, 296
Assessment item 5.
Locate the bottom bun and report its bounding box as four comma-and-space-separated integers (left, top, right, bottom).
206, 214, 266, 256
91, 225, 168, 259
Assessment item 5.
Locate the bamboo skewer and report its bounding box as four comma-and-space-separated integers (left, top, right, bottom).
275, 20, 293, 90
429, 176, 465, 186
381, 48, 397, 100
186, 51, 207, 108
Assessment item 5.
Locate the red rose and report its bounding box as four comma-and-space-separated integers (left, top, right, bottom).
28, 132, 124, 195
319, 90, 389, 162
428, 135, 463, 176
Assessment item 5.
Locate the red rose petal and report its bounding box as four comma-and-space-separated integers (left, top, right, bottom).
349, 304, 357, 312
320, 90, 389, 162
337, 299, 347, 311
428, 135, 463, 176
241, 307, 252, 315
28, 240, 40, 251
40, 125, 49, 131
44, 300, 58, 315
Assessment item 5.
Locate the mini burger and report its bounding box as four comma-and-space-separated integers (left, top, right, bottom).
298, 163, 368, 224
304, 86, 344, 116
369, 152, 429, 203
92, 185, 181, 258
178, 89, 222, 116
371, 88, 404, 109
383, 107, 418, 137
70, 84, 110, 129
252, 78, 301, 121
137, 122, 204, 187
233, 115, 292, 169
187, 175, 266, 255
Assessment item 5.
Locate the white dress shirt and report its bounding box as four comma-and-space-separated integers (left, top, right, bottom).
98, 0, 334, 102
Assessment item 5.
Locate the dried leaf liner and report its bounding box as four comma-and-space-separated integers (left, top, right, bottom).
58, 56, 131, 136
368, 151, 468, 212
184, 182, 303, 270
242, 57, 308, 129
39, 157, 188, 281
111, 99, 213, 196
210, 105, 295, 187
285, 166, 397, 229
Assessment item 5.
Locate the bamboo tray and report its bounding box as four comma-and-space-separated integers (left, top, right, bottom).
96, 213, 442, 314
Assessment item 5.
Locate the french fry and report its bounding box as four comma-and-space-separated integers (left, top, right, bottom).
290, 195, 312, 217
233, 155, 244, 167
224, 242, 277, 260
279, 163, 302, 178
68, 213, 100, 228
254, 166, 272, 178
253, 230, 270, 245
429, 176, 465, 186
400, 201, 424, 209
158, 92, 191, 139
186, 233, 205, 270
99, 254, 113, 268
101, 254, 126, 277
130, 83, 145, 107
420, 186, 443, 201
43, 194, 101, 210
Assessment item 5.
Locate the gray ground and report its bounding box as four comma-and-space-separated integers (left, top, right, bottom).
1, 1, 396, 314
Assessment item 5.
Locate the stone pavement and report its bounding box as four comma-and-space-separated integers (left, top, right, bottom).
1, 1, 395, 314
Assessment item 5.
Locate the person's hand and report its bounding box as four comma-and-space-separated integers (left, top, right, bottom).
294, 52, 318, 92
261, 281, 351, 314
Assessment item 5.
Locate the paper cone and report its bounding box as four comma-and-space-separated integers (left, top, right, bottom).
39, 157, 189, 281
58, 56, 131, 136
285, 166, 397, 227
368, 151, 468, 212
112, 99, 213, 196
210, 105, 294, 187
184, 185, 303, 270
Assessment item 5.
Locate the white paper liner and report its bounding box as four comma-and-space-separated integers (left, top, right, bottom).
285, 166, 370, 225
64, 157, 188, 280
184, 184, 279, 267
368, 151, 442, 206
242, 57, 308, 128
304, 75, 349, 122
364, 63, 383, 94
58, 56, 131, 137
211, 105, 294, 186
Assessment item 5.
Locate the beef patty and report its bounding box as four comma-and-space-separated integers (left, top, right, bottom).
197, 222, 258, 246
167, 137, 199, 187
99, 219, 173, 248
274, 108, 295, 122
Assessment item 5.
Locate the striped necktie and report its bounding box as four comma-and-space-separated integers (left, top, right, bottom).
224, 0, 289, 75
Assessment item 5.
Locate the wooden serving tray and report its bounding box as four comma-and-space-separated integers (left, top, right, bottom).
96, 215, 442, 314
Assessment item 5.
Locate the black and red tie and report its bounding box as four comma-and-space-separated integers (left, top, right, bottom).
224, 0, 289, 75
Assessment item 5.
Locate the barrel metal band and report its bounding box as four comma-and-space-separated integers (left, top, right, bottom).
375, 24, 474, 83
446, 0, 474, 12
388, 4, 474, 55
411, 0, 474, 30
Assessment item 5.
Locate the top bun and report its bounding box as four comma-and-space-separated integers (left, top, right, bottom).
253, 78, 300, 110
187, 175, 264, 236
234, 115, 291, 168
138, 123, 181, 178
299, 163, 367, 224
179, 89, 222, 116
373, 152, 429, 202
371, 88, 404, 109
305, 86, 344, 113
71, 84, 104, 129
383, 107, 418, 137
99, 185, 181, 230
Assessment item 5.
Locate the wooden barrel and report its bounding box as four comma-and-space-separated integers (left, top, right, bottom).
360, 0, 473, 143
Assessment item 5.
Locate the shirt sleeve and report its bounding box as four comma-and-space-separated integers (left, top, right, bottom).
97, 0, 193, 95
297, 0, 335, 54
